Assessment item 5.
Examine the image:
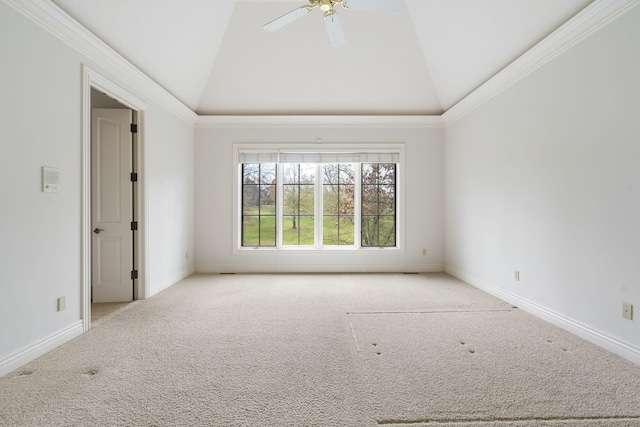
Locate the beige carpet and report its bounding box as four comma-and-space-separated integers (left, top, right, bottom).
1, 273, 639, 426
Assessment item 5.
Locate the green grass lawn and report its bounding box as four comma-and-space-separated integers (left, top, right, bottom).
243, 205, 355, 246
242, 205, 276, 246
322, 216, 354, 246
243, 205, 392, 246
283, 216, 314, 246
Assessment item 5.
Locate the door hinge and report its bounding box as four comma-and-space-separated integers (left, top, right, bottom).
130, 172, 138, 182
130, 123, 138, 134
130, 221, 138, 231
131, 270, 138, 280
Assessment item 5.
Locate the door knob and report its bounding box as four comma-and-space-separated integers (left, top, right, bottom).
93, 228, 104, 234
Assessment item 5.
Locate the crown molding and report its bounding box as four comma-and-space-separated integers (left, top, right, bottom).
2, 0, 198, 125
4, 0, 637, 129
442, 0, 640, 126
195, 115, 445, 128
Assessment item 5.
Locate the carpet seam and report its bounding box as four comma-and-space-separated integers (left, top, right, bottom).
347, 309, 514, 315
377, 415, 640, 425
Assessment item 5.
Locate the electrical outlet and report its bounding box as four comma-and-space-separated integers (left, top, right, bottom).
185, 251, 189, 259
422, 248, 427, 256
57, 297, 66, 312
623, 303, 633, 320
514, 271, 520, 281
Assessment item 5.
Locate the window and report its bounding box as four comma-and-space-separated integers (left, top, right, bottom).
323, 164, 355, 246
361, 163, 396, 247
283, 163, 315, 246
237, 146, 401, 250
241, 163, 276, 247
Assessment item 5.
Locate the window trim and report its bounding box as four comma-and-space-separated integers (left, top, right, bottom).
233, 143, 405, 254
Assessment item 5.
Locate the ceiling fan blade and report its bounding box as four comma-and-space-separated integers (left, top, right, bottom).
324, 12, 346, 48
263, 6, 311, 32
345, 0, 403, 14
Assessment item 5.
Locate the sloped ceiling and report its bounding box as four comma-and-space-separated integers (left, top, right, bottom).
52, 0, 593, 115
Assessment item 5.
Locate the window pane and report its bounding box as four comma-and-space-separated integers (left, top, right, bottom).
283, 216, 314, 245
243, 164, 259, 184
379, 184, 395, 215
361, 163, 375, 184
338, 164, 355, 184
361, 216, 379, 246
242, 216, 259, 246
260, 202, 276, 216
283, 164, 299, 184
299, 164, 315, 184
378, 164, 395, 184
283, 186, 299, 215
323, 215, 354, 246
323, 163, 354, 184
260, 184, 276, 208
242, 186, 260, 214
379, 201, 395, 216
361, 216, 397, 247
299, 185, 314, 214
284, 163, 316, 184
339, 189, 355, 215
361, 185, 379, 214
323, 185, 339, 214
380, 184, 395, 199
260, 163, 276, 184
260, 216, 276, 246
378, 216, 396, 246
323, 164, 339, 184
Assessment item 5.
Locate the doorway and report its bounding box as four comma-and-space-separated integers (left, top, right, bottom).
82, 66, 148, 331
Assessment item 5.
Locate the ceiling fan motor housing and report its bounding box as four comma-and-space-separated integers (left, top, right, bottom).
311, 0, 344, 12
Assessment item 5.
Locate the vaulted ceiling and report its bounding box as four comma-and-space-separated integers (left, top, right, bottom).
51, 0, 593, 116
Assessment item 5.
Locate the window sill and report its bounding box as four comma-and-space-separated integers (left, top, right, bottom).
235, 246, 401, 254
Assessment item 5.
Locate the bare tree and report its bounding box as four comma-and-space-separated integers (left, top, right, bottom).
322, 164, 355, 245
361, 163, 396, 246
283, 164, 315, 232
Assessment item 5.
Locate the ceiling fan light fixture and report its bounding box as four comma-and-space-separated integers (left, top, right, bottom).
324, 8, 337, 19
319, 0, 333, 12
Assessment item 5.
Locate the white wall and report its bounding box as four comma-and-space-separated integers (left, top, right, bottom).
147, 105, 195, 293
445, 6, 640, 357
195, 124, 444, 273
0, 1, 195, 375
0, 2, 85, 368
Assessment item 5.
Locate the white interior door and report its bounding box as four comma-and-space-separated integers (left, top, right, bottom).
91, 108, 134, 302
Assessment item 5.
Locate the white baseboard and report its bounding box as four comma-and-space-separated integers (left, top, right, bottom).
446, 266, 640, 365
195, 263, 445, 274
149, 265, 195, 297
0, 321, 84, 378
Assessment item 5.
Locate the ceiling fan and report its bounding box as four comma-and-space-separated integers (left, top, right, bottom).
263, 0, 404, 48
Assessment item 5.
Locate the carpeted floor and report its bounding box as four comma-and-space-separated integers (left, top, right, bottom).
1, 273, 639, 426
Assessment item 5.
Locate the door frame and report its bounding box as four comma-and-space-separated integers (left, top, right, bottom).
81, 65, 149, 331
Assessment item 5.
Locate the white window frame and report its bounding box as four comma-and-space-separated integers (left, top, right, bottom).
232, 143, 405, 254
